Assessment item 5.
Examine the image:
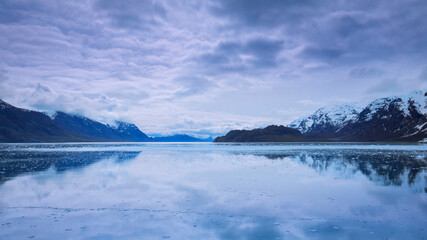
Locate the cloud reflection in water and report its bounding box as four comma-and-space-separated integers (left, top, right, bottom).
0, 143, 426, 239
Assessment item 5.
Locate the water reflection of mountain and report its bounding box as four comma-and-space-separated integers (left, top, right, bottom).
0, 151, 140, 184
253, 150, 427, 191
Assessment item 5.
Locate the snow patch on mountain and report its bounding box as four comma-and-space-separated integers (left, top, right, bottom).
403, 90, 427, 115
43, 111, 57, 120
108, 121, 135, 132
0, 100, 7, 110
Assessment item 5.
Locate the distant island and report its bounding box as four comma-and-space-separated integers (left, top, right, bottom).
0, 99, 209, 143
214, 125, 307, 142
215, 91, 427, 142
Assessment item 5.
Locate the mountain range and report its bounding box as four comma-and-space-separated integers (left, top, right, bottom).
215, 91, 427, 142
0, 99, 207, 143
2, 91, 426, 143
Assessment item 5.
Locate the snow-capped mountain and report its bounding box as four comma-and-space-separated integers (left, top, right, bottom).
356, 91, 426, 122
288, 104, 362, 136
108, 121, 150, 140
288, 91, 427, 141
338, 91, 427, 141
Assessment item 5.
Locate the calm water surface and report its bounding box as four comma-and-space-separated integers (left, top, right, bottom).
0, 143, 426, 239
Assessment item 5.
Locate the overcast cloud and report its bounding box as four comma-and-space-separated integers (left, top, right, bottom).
0, 0, 426, 137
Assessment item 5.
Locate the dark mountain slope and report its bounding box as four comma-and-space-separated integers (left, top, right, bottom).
0, 99, 150, 142
52, 112, 150, 142
0, 100, 81, 142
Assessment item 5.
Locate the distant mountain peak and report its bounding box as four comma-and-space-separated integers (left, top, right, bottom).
0, 99, 33, 113
288, 104, 362, 134
0, 99, 12, 109
108, 120, 133, 129
107, 120, 143, 136
358, 91, 427, 122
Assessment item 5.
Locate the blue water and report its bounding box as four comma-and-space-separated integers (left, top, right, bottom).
0, 143, 426, 239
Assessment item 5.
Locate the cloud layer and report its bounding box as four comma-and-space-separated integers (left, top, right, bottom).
0, 0, 426, 137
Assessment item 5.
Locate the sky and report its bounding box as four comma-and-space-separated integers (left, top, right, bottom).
0, 0, 426, 138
